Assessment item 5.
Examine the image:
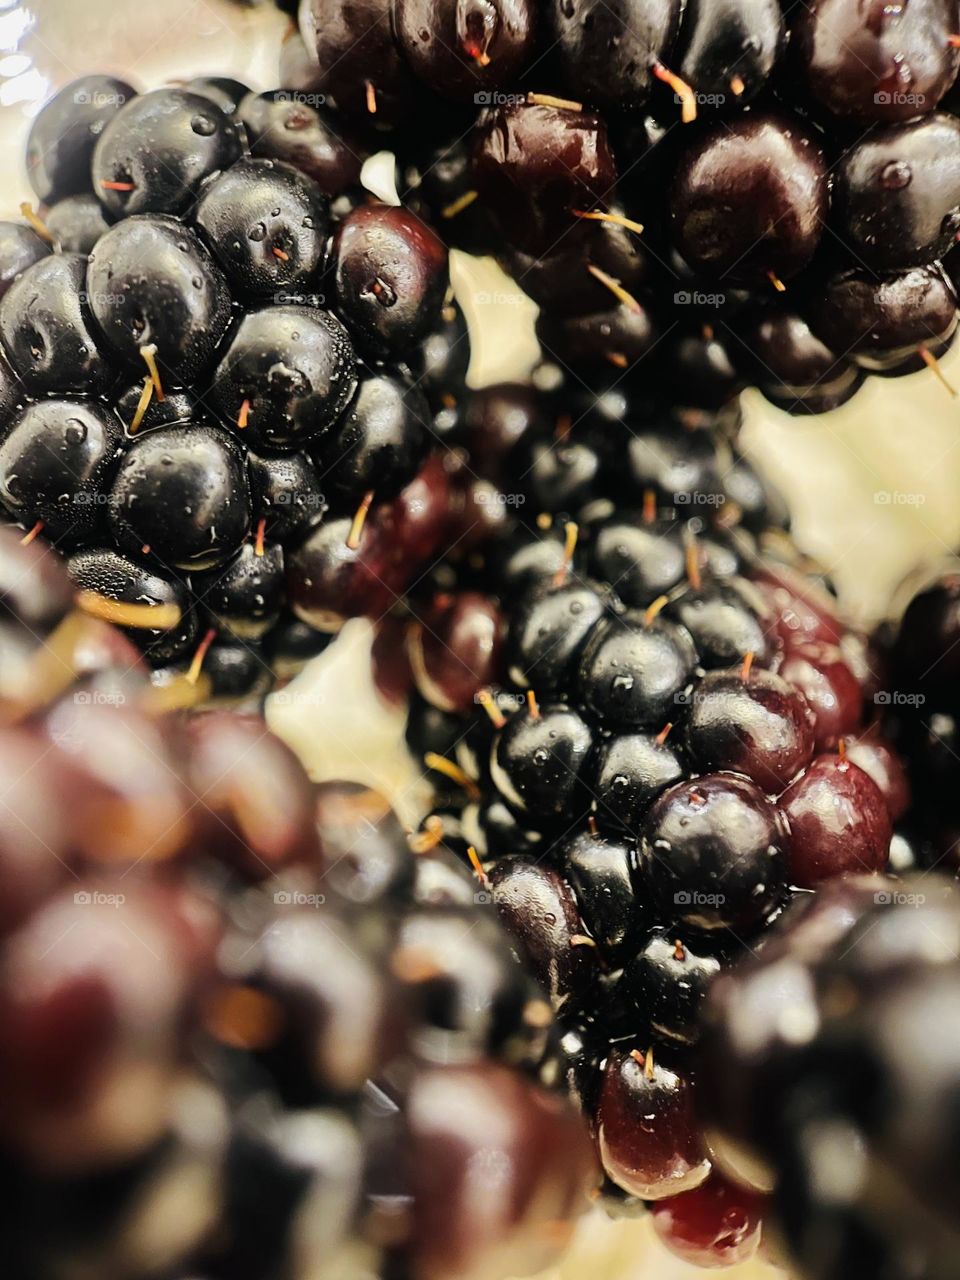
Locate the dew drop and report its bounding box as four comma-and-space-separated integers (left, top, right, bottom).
191, 114, 216, 137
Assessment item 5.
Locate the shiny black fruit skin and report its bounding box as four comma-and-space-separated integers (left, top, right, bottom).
507, 582, 610, 694
210, 305, 356, 453
832, 114, 960, 272
324, 368, 429, 502
186, 76, 251, 115
194, 542, 285, 639
735, 310, 863, 415
394, 0, 537, 102
791, 0, 960, 123
670, 114, 827, 286
537, 305, 656, 375
108, 424, 251, 571
472, 103, 617, 256
676, 0, 783, 105
561, 830, 639, 954
92, 88, 244, 217
114, 384, 195, 437
548, 0, 681, 114
490, 704, 594, 823
194, 157, 329, 299
44, 194, 111, 255
806, 264, 959, 373
591, 732, 685, 834
0, 223, 50, 298
238, 93, 364, 196
638, 774, 787, 931
332, 204, 449, 360
302, 0, 418, 124
248, 450, 326, 543
87, 215, 232, 387
577, 614, 698, 731
0, 401, 122, 542
192, 636, 271, 703
620, 928, 722, 1044
67, 547, 198, 665
26, 75, 135, 204
0, 253, 111, 395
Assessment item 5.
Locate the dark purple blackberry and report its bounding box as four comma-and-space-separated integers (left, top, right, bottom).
324, 367, 429, 502
701, 877, 960, 1278
547, 0, 682, 115
247, 450, 327, 544
0, 253, 112, 395
791, 0, 960, 122
735, 309, 864, 415
394, 0, 537, 102
194, 541, 286, 639
87, 215, 233, 386
209, 305, 357, 452
194, 158, 329, 299
0, 222, 50, 298
43, 194, 111, 254
471, 101, 618, 256
107, 424, 251, 571
670, 114, 828, 287
489, 700, 594, 824
67, 547, 198, 665
237, 92, 365, 194
832, 114, 960, 272
675, 0, 783, 106
301, 0, 418, 125
91, 88, 244, 217
806, 262, 959, 373
620, 928, 723, 1045
186, 75, 252, 115
26, 75, 136, 204
0, 400, 122, 543
331, 204, 449, 360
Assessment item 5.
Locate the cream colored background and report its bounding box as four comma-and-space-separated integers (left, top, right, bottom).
8, 2, 960, 1273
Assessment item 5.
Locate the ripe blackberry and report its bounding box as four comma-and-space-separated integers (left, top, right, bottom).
0, 640, 595, 1280
0, 74, 452, 701
408, 388, 906, 1265
700, 876, 960, 1279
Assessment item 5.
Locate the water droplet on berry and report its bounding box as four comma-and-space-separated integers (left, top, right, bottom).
880, 160, 912, 190
191, 114, 216, 137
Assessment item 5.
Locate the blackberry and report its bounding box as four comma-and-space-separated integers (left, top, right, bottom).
0, 634, 595, 1280
700, 876, 960, 1279
407, 387, 905, 1266
0, 74, 453, 702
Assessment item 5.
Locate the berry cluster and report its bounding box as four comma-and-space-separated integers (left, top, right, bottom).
395, 385, 908, 1265
286, 0, 960, 414
0, 531, 596, 1280
701, 874, 960, 1279
2, 71, 462, 700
